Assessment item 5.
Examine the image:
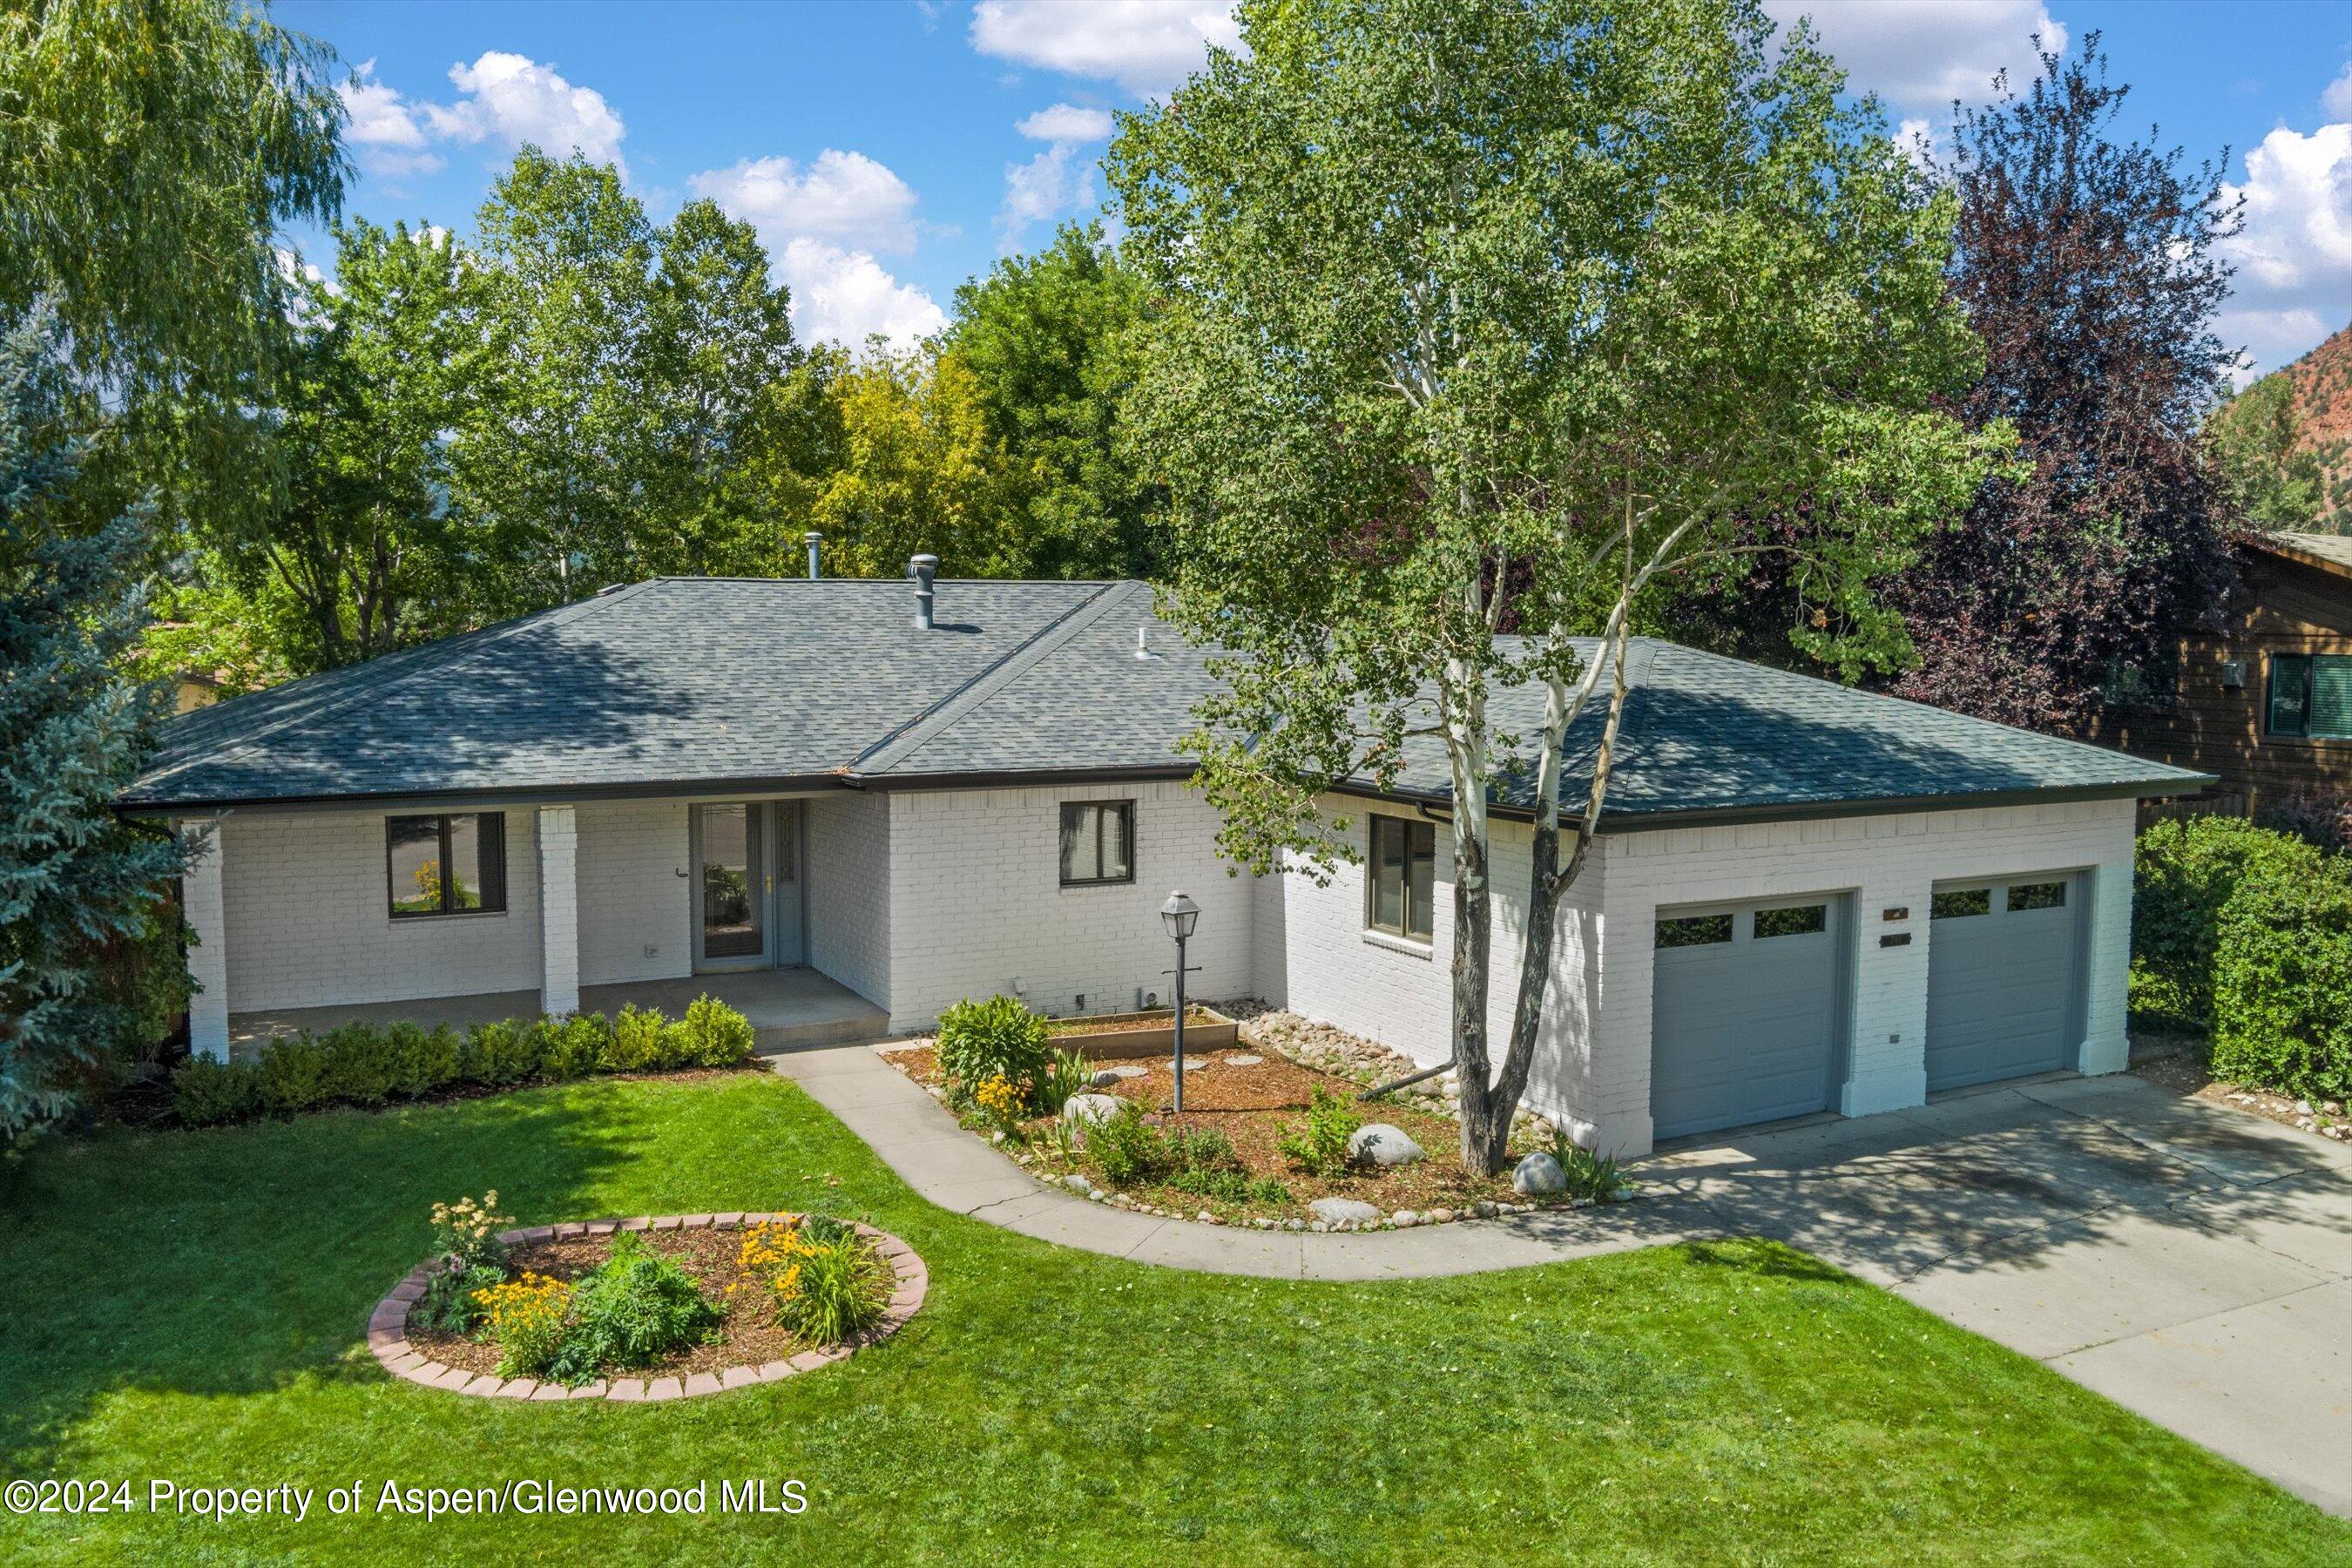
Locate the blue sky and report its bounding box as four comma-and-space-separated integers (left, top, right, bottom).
280, 0, 2351, 379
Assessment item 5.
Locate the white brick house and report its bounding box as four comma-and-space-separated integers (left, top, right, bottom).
123, 571, 2206, 1157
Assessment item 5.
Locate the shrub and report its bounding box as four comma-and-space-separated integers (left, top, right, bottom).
936, 995, 1050, 1101
739, 1220, 890, 1348
463, 1019, 540, 1085
1033, 1049, 1095, 1115
547, 1232, 724, 1382
170, 1055, 259, 1126
1085, 1099, 1173, 1187
421, 1261, 504, 1334
2211, 861, 2352, 1102
1276, 1085, 1363, 1176
1550, 1133, 1637, 1201
472, 1273, 575, 1378
2132, 817, 2327, 1027
1167, 1166, 1294, 1205
680, 994, 756, 1066
388, 1022, 462, 1097
2256, 785, 2352, 855
605, 1004, 666, 1071
315, 1021, 400, 1105
254, 1033, 331, 1114
537, 1013, 612, 1080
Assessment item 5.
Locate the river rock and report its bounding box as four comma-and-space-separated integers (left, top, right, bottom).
1309, 1197, 1382, 1226
1347, 1123, 1426, 1166
1062, 1093, 1123, 1126
1512, 1151, 1566, 1195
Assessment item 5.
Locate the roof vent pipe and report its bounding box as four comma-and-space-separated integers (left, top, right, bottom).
804, 531, 821, 580
909, 553, 938, 630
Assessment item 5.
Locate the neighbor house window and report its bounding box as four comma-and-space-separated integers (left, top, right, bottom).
387, 813, 506, 918
2268, 654, 2352, 740
1058, 801, 1134, 886
1367, 815, 1436, 942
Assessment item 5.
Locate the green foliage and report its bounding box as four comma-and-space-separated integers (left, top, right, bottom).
1083, 1100, 1173, 1188
166, 1001, 754, 1125
935, 995, 1051, 1100
680, 993, 757, 1066
1034, 1050, 1096, 1115
0, 315, 183, 1138
1550, 1132, 1638, 1202
1276, 1086, 1364, 1177
2208, 373, 2324, 532
419, 1261, 503, 1335
1166, 1166, 1294, 1206
946, 221, 1161, 578
546, 1232, 724, 1382
766, 1229, 890, 1348
2131, 818, 2327, 1027
2210, 853, 2352, 1102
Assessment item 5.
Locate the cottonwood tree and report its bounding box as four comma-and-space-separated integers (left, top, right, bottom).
1112, 0, 2004, 1173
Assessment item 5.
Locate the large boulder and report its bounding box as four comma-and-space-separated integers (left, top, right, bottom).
1512, 1151, 1566, 1195
1061, 1093, 1123, 1126
1308, 1197, 1381, 1226
1347, 1123, 1426, 1166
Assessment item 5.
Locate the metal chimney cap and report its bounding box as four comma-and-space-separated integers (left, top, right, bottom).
909, 552, 939, 580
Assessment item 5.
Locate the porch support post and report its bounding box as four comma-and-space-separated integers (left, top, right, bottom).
537, 806, 581, 1017
179, 818, 230, 1061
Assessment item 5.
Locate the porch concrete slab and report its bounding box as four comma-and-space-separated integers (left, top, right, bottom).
1890, 1206, 2335, 1361
2053, 1279, 2352, 1516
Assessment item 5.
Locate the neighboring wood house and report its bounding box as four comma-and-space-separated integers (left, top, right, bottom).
119, 565, 2207, 1156
2101, 531, 2352, 816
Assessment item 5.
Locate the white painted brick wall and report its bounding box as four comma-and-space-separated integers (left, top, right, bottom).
217, 808, 543, 1011
577, 799, 692, 984
808, 790, 892, 1010
1274, 801, 1605, 1110
881, 780, 1259, 1032
537, 806, 581, 1015
179, 819, 230, 1058
1271, 795, 2138, 1158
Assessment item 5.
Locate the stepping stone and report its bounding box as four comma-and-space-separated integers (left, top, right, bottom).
1224, 1053, 1263, 1066
1104, 1064, 1148, 1079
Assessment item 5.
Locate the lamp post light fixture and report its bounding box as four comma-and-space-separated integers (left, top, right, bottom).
1159, 890, 1201, 1115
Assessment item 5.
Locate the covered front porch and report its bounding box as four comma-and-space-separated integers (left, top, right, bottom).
226, 967, 889, 1058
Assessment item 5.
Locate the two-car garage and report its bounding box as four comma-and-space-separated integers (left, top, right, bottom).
1648, 872, 2087, 1141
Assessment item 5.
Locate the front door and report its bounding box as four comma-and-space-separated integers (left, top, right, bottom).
693, 803, 768, 970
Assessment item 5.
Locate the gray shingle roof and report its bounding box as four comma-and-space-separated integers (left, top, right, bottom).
123, 578, 2208, 820
2257, 531, 2352, 578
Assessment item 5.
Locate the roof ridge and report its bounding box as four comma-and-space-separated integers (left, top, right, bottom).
849, 581, 1144, 776
133, 582, 663, 800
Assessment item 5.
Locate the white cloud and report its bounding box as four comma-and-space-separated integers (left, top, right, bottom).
2324, 61, 2352, 122
1017, 102, 1115, 143
776, 238, 947, 349
427, 51, 627, 172
338, 62, 447, 179
1762, 1, 2065, 114
690, 151, 943, 348
689, 151, 921, 254
2219, 121, 2352, 382
970, 0, 1240, 95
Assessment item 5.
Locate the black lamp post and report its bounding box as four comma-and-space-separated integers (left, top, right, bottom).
1159, 890, 1200, 1115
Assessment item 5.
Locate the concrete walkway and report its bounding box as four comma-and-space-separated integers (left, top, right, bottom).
769, 1043, 2352, 1514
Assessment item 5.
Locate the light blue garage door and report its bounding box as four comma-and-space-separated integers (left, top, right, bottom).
1650, 896, 1846, 1141
1925, 875, 2082, 1091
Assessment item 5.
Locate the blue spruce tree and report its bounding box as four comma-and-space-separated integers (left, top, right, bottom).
0, 312, 183, 1136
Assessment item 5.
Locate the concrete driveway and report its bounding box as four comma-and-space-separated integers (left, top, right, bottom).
1640, 1071, 2352, 1515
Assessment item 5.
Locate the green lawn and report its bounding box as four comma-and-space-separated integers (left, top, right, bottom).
3, 1073, 2343, 1565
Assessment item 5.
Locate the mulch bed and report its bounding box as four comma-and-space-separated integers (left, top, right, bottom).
881, 1042, 1528, 1219
408, 1226, 799, 1380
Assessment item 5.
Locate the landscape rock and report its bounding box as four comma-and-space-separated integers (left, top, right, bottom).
1309, 1197, 1382, 1226
1347, 1124, 1426, 1166
1060, 1174, 1095, 1196
1062, 1093, 1123, 1126
1391, 1209, 1421, 1227
1472, 1200, 1498, 1219
1513, 1151, 1567, 1195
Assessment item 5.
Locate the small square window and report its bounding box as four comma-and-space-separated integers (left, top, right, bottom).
1932, 889, 1991, 920
2007, 881, 2067, 912
1058, 801, 1135, 887
1656, 912, 1734, 948
387, 813, 505, 919
1754, 903, 1828, 939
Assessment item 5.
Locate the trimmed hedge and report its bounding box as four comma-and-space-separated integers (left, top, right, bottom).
170, 997, 759, 1127
2132, 817, 2351, 1100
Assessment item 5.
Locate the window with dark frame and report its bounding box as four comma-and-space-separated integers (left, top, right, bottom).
1058, 801, 1134, 887
1655, 912, 1734, 948
1366, 815, 1436, 942
2268, 653, 2352, 741
387, 813, 506, 918
1754, 903, 1828, 939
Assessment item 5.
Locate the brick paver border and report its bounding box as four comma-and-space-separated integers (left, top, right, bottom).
367, 1214, 928, 1402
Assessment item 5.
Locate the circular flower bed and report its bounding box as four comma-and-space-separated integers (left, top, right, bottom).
367, 1213, 926, 1402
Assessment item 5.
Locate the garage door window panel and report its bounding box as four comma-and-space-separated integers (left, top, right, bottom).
1754, 903, 1828, 939
2007, 881, 2066, 912
1932, 888, 1990, 920
1656, 912, 1733, 948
